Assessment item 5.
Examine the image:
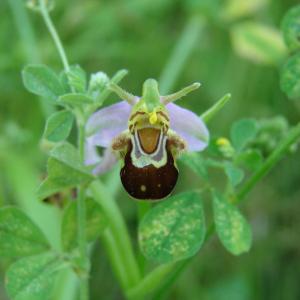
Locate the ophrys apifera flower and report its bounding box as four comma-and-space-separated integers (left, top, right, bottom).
86, 79, 209, 200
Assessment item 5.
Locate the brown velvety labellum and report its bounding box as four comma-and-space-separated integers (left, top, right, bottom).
120, 141, 178, 200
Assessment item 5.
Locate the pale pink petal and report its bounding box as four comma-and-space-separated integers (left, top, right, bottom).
166, 103, 209, 151
86, 101, 131, 147
92, 148, 118, 175
85, 137, 101, 165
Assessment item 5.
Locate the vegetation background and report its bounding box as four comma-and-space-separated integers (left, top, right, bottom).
0, 0, 299, 299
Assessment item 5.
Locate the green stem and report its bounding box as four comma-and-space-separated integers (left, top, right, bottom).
101, 229, 129, 290
90, 181, 141, 289
140, 122, 300, 299
137, 202, 151, 221
38, 0, 70, 72
159, 16, 205, 94
76, 122, 89, 300
137, 202, 151, 276
127, 263, 176, 300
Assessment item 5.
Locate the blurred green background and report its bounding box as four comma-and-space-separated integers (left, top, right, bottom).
0, 0, 300, 299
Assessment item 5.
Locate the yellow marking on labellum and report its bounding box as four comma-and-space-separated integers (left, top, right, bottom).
137, 128, 161, 154
149, 111, 158, 124
140, 185, 147, 192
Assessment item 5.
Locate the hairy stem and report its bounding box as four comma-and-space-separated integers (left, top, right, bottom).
38, 0, 70, 72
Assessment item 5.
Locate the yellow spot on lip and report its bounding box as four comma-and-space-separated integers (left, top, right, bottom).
149, 111, 158, 124
141, 185, 147, 192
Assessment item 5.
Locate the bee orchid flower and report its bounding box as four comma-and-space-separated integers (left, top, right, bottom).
85, 79, 209, 200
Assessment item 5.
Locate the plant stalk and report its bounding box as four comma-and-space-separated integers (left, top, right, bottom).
90, 181, 141, 290
76, 122, 89, 300
38, 0, 70, 72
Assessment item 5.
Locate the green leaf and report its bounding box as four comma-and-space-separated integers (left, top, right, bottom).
50, 142, 91, 172
213, 193, 252, 255
224, 162, 244, 187
5, 253, 61, 300
59, 71, 71, 94
235, 149, 263, 171
281, 5, 300, 52
231, 21, 287, 65
0, 207, 50, 257
222, 0, 268, 22
22, 65, 65, 102
61, 198, 108, 251
58, 93, 94, 108
43, 110, 74, 142
139, 191, 206, 263
280, 52, 300, 100
230, 119, 258, 151
66, 65, 87, 93
37, 143, 94, 199
180, 152, 208, 179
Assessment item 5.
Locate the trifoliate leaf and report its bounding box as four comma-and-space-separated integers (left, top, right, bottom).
224, 162, 244, 187
66, 65, 87, 93
213, 193, 252, 255
230, 119, 258, 151
37, 143, 94, 199
58, 93, 94, 108
43, 110, 74, 142
5, 253, 61, 300
0, 207, 50, 257
139, 191, 206, 263
235, 149, 263, 171
22, 65, 65, 102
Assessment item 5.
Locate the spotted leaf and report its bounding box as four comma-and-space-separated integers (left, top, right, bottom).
0, 207, 50, 258
139, 191, 206, 263
213, 193, 252, 255
5, 253, 61, 300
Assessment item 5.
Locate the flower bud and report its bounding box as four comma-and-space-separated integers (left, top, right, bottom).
88, 72, 109, 99
216, 137, 235, 158
26, 0, 54, 12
